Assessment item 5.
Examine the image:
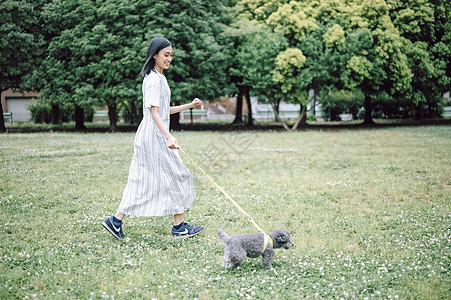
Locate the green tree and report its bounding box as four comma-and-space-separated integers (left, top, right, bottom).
298, 24, 348, 119
35, 0, 232, 131
240, 0, 415, 124
387, 0, 450, 118
36, 0, 99, 130
272, 47, 309, 130
238, 0, 319, 128
0, 0, 45, 132
224, 17, 286, 126
244, 26, 287, 124
341, 0, 412, 124
267, 0, 413, 124
76, 0, 145, 131
143, 0, 232, 129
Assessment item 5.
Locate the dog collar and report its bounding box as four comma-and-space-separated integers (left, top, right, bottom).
262, 233, 273, 254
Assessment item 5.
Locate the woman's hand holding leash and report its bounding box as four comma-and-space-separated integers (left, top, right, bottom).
167, 135, 179, 149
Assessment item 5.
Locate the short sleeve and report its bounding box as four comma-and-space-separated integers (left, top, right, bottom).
143, 75, 161, 108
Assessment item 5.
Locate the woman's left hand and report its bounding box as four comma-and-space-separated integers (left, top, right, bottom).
191, 98, 202, 108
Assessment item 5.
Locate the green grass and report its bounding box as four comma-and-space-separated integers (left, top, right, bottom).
0, 126, 450, 299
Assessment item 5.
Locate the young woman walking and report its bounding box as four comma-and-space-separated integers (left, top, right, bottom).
102, 37, 203, 239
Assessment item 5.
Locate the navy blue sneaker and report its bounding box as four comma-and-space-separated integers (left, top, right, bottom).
172, 222, 203, 238
102, 216, 125, 239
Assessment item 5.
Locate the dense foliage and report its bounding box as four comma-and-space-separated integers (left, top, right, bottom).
1, 0, 449, 131
240, 0, 449, 124
16, 0, 232, 131
0, 0, 46, 132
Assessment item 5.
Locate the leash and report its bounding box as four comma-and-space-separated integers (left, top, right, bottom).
178, 146, 273, 252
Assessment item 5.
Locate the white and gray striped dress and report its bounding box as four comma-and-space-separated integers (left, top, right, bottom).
117, 69, 195, 216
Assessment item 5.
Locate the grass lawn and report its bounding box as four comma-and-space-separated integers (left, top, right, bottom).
0, 126, 450, 299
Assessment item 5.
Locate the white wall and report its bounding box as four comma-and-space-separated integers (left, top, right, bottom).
6, 97, 32, 122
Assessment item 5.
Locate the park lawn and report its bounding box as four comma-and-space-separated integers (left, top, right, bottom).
0, 126, 450, 299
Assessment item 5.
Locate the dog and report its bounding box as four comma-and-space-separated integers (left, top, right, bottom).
218, 229, 294, 268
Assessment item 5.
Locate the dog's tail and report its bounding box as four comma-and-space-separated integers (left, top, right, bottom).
217, 229, 230, 244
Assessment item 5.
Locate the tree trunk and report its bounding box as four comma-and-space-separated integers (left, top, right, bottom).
51, 103, 61, 125
0, 89, 6, 133
311, 89, 317, 116
130, 99, 138, 125
272, 103, 290, 131
75, 104, 86, 130
245, 87, 253, 127
273, 99, 280, 122
330, 108, 340, 121
291, 105, 307, 131
363, 91, 375, 125
299, 104, 307, 126
170, 112, 181, 130
138, 103, 143, 124
273, 103, 307, 131
108, 103, 118, 132
414, 103, 425, 120
232, 88, 244, 124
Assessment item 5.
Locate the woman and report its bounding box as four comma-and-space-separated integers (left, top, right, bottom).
102, 37, 203, 239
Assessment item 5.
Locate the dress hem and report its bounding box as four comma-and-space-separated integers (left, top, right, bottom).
117, 208, 192, 217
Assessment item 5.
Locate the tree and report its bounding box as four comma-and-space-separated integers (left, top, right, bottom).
36, 0, 100, 130
237, 0, 319, 128
387, 0, 451, 119
0, 0, 45, 132
240, 0, 415, 124
34, 0, 232, 131
222, 17, 252, 126
341, 0, 412, 124
76, 0, 145, 131
242, 25, 287, 124
298, 24, 348, 120
239, 0, 335, 128
272, 48, 310, 130
224, 18, 286, 126
143, 0, 232, 129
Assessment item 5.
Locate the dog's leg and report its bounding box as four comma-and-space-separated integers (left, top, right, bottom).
222, 250, 233, 268
261, 249, 274, 268
223, 259, 240, 268
223, 247, 242, 268
223, 246, 246, 268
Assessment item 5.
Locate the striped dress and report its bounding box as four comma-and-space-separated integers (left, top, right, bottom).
117, 69, 195, 216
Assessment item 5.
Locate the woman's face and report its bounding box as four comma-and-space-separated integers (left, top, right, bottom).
153, 46, 173, 71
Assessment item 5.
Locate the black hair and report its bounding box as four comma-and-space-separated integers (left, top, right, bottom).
140, 37, 172, 77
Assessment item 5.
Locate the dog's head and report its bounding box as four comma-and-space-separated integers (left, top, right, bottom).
270, 229, 294, 249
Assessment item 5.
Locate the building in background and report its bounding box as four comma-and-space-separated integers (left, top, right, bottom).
1, 89, 37, 123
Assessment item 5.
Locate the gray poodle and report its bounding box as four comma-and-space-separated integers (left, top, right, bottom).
218, 229, 294, 268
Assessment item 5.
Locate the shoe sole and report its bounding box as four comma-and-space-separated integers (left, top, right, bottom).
172, 228, 203, 239
102, 221, 122, 239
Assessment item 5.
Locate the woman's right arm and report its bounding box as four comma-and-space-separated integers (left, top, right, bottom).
151, 106, 179, 149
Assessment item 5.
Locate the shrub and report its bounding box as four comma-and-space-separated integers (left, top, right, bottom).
372, 93, 411, 119
28, 98, 52, 123
319, 89, 444, 120
28, 96, 95, 123
320, 89, 363, 121
306, 112, 317, 122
